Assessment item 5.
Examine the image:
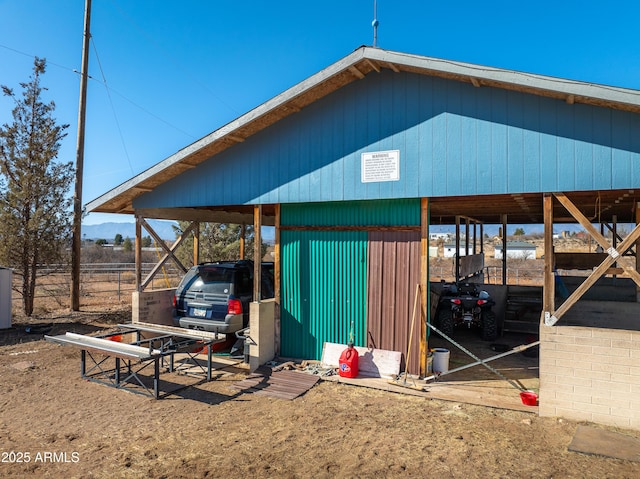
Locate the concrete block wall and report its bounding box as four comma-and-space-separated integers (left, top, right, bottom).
132, 289, 176, 326
539, 324, 640, 431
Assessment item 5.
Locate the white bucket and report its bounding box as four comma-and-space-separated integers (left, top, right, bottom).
432, 348, 450, 374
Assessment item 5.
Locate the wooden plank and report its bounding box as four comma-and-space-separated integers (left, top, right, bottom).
555, 253, 608, 270
459, 253, 484, 277
554, 193, 610, 249
321, 342, 401, 378
230, 369, 320, 400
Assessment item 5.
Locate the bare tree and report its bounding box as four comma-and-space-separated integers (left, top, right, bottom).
0, 58, 73, 315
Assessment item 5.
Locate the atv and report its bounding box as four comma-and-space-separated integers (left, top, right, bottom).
435, 282, 497, 341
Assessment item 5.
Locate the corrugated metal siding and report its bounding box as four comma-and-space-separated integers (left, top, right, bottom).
280, 230, 367, 360
133, 70, 640, 210
281, 199, 421, 227
367, 231, 422, 374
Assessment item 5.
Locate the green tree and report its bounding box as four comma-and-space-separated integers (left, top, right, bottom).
513, 227, 525, 236
141, 235, 152, 248
0, 58, 72, 316
95, 239, 107, 246
173, 222, 267, 267
122, 236, 133, 252
114, 233, 123, 246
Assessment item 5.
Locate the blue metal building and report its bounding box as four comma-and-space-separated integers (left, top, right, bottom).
87, 47, 640, 398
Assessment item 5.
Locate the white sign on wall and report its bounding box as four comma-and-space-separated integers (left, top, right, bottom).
361, 150, 400, 183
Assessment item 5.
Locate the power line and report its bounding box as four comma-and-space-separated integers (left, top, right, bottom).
90, 36, 135, 175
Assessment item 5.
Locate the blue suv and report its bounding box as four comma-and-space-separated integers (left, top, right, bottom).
173, 260, 274, 334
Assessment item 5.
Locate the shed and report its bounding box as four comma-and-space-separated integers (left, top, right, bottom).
87, 47, 640, 430
494, 241, 537, 260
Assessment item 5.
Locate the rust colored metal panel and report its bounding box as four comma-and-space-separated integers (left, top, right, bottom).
367, 231, 422, 375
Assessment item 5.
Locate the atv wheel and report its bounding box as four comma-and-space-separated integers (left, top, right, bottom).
436, 307, 454, 339
481, 310, 498, 341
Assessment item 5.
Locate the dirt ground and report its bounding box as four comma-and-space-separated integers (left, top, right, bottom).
1, 306, 639, 479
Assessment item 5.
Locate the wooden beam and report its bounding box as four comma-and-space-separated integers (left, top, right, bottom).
501, 214, 507, 285
543, 194, 555, 317
365, 58, 380, 73
239, 223, 246, 260
547, 222, 640, 325
386, 62, 400, 73
419, 198, 429, 377
455, 215, 461, 283
135, 216, 142, 291
470, 77, 480, 88
139, 221, 196, 290
193, 221, 200, 266
348, 65, 365, 79
554, 193, 610, 249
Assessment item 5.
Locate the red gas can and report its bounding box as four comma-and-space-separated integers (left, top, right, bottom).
338, 345, 359, 378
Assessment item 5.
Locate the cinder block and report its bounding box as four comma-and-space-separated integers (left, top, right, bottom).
574, 368, 610, 381
555, 407, 593, 422
577, 402, 611, 415
563, 376, 593, 387
548, 382, 575, 395
575, 336, 612, 348
612, 339, 640, 350
593, 379, 631, 393
591, 396, 623, 408
543, 350, 576, 361
611, 372, 635, 384
596, 330, 634, 341
539, 357, 557, 368
572, 352, 598, 366
592, 362, 629, 374
592, 413, 631, 428
547, 334, 577, 345
562, 344, 595, 354
593, 346, 631, 357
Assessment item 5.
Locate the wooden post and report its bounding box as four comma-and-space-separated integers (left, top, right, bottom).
239, 223, 246, 260
543, 194, 555, 320
419, 198, 429, 377
274, 204, 281, 356
465, 217, 470, 257
135, 215, 142, 291
193, 222, 200, 266
70, 0, 92, 311
253, 205, 262, 302
501, 214, 507, 285
455, 215, 461, 282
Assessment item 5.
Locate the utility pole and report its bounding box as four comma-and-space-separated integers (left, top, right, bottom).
71, 0, 91, 311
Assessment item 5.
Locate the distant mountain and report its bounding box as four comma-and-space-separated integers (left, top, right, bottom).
82, 220, 178, 242
82, 221, 276, 243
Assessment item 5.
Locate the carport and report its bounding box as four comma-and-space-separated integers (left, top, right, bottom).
86, 47, 640, 430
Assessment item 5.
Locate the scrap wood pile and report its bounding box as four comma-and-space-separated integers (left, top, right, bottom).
267, 359, 337, 377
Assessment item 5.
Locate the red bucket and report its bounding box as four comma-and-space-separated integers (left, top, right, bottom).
520, 391, 538, 406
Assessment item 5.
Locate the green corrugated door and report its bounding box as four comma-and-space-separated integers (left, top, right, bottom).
281, 230, 367, 360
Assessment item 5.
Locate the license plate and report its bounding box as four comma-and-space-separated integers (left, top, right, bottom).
193, 308, 207, 318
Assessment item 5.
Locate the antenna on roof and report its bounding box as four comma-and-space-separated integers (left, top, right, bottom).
372, 0, 379, 48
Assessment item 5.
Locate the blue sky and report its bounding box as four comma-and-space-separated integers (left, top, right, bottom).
1, 0, 640, 225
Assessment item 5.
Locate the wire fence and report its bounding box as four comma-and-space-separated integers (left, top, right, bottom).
11, 263, 184, 309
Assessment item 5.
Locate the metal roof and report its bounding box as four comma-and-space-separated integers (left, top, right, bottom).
86, 46, 640, 223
